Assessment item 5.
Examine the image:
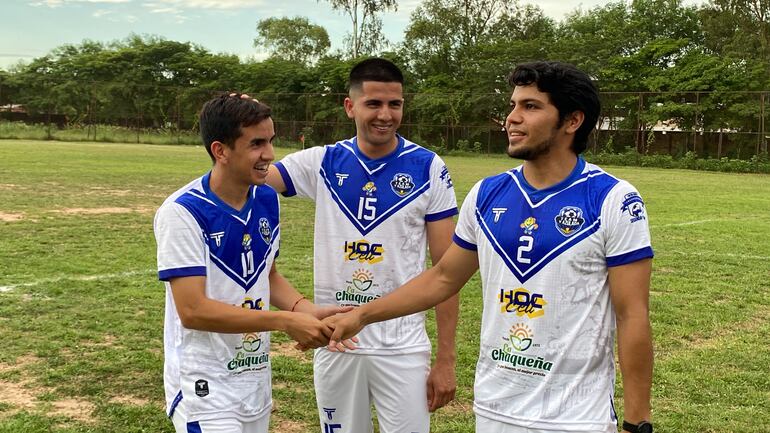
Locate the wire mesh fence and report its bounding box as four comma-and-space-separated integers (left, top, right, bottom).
1, 82, 768, 159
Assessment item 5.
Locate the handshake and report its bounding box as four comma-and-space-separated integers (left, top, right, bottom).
285, 302, 366, 351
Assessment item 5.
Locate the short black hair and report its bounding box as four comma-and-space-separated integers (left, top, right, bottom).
348, 58, 404, 93
508, 61, 600, 154
199, 94, 272, 162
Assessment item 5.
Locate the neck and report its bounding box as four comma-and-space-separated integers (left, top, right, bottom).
209, 166, 250, 210
521, 149, 579, 190
357, 136, 399, 160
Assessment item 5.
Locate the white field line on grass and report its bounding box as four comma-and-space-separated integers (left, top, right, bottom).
0, 269, 156, 293
670, 251, 770, 261
650, 219, 717, 228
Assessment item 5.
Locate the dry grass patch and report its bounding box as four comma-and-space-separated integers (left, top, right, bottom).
271, 342, 312, 362
50, 398, 96, 423
271, 415, 308, 433
108, 395, 152, 407
0, 211, 24, 222
53, 206, 154, 215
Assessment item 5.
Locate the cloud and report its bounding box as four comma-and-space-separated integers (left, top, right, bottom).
92, 8, 113, 17
31, 0, 131, 6
144, 0, 265, 10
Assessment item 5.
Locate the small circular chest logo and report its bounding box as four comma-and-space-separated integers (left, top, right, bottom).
390, 173, 414, 197
554, 206, 585, 236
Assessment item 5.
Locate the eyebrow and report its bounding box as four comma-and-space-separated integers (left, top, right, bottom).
251, 135, 275, 145
510, 98, 544, 105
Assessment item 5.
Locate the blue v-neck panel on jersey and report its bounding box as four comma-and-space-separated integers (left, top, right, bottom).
475, 164, 620, 283
319, 138, 434, 236
172, 177, 280, 291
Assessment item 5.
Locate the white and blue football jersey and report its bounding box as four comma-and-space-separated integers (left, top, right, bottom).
274, 135, 458, 354
154, 172, 280, 423
454, 158, 653, 431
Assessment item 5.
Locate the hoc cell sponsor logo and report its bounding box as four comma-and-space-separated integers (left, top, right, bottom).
242, 297, 264, 311
554, 206, 585, 236
390, 173, 415, 197
258, 217, 271, 244
621, 192, 647, 223
490, 324, 554, 376
228, 332, 269, 371
344, 239, 384, 264
499, 288, 546, 318
336, 269, 381, 306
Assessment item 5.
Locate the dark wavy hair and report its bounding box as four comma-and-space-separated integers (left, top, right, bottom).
508, 62, 600, 154
199, 93, 272, 162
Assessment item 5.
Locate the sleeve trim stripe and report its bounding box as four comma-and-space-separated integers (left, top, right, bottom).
606, 246, 654, 267
158, 266, 207, 281
453, 234, 477, 251
426, 207, 458, 222
274, 162, 297, 197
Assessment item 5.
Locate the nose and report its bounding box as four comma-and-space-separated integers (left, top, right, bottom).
505, 106, 522, 128
377, 106, 392, 121
263, 141, 275, 162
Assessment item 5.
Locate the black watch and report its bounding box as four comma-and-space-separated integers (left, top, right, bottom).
622, 420, 653, 433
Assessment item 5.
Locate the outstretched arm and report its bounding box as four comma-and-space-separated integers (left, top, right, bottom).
425, 217, 459, 412
609, 258, 654, 430
325, 242, 479, 345
170, 264, 334, 349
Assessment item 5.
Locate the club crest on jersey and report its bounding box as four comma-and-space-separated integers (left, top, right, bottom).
621, 192, 647, 223
390, 173, 415, 197
554, 206, 585, 236
258, 217, 271, 244
362, 181, 377, 196
519, 217, 539, 235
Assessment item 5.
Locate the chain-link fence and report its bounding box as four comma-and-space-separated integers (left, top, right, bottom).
1, 82, 768, 159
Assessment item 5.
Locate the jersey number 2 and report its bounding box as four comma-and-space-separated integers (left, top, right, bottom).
517, 235, 533, 264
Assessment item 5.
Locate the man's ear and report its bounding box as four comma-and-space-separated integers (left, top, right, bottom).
343, 97, 355, 120
564, 111, 585, 135
210, 140, 229, 164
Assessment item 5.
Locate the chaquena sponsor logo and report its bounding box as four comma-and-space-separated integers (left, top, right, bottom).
335, 269, 382, 305
491, 349, 553, 372
228, 333, 269, 371
491, 324, 554, 375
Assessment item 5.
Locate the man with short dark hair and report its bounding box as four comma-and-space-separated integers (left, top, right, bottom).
155, 94, 350, 433
267, 58, 459, 433
326, 61, 655, 433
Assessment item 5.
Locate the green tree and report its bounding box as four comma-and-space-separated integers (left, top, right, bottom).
321, 0, 397, 57
254, 17, 330, 64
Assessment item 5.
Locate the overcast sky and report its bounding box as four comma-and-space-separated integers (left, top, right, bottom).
0, 0, 705, 70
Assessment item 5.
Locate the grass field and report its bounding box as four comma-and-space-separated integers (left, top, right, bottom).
0, 139, 768, 433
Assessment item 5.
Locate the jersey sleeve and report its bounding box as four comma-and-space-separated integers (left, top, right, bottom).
272, 146, 326, 199
154, 202, 207, 281
452, 180, 482, 251
425, 155, 459, 222
602, 181, 654, 267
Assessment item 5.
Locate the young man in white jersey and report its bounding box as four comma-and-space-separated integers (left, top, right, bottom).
265, 58, 460, 433
154, 94, 352, 433
326, 62, 655, 433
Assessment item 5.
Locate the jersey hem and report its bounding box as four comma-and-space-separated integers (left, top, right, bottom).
316, 344, 431, 356
473, 404, 616, 432
171, 402, 273, 424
